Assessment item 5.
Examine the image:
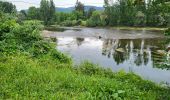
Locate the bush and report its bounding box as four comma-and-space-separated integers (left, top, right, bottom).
165, 28, 170, 36
61, 20, 80, 26
86, 19, 96, 27
134, 11, 146, 26
86, 11, 105, 27
0, 13, 72, 64
81, 20, 86, 26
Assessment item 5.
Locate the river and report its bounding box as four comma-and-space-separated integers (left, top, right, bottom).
43, 27, 170, 85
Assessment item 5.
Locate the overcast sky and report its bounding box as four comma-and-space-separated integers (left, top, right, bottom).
4, 0, 104, 10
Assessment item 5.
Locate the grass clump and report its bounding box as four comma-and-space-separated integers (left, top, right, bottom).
0, 58, 170, 99
165, 28, 170, 36
1, 12, 170, 99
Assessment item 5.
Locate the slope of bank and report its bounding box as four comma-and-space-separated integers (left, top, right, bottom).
0, 54, 170, 99
1, 12, 170, 99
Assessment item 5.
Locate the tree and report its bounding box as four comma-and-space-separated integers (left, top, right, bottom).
49, 0, 56, 24
27, 7, 40, 20
17, 10, 27, 22
86, 7, 96, 19
40, 0, 56, 25
86, 11, 105, 27
75, 1, 84, 13
40, 0, 49, 25
0, 1, 16, 13
20, 10, 27, 17
74, 1, 85, 20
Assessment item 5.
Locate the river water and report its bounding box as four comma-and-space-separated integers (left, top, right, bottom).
44, 27, 170, 84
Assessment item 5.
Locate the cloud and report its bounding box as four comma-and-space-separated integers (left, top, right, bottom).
6, 0, 104, 10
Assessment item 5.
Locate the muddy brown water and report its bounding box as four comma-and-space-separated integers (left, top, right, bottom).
44, 27, 170, 85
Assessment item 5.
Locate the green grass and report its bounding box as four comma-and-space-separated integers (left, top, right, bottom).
0, 54, 170, 100
111, 26, 167, 31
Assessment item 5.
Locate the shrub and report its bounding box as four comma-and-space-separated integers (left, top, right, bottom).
81, 20, 86, 26
61, 20, 73, 26
61, 20, 81, 26
86, 19, 96, 27
165, 28, 170, 36
0, 13, 71, 64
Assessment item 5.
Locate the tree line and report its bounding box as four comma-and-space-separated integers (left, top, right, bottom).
1, 0, 170, 27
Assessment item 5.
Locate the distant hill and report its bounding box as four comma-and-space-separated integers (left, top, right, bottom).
56, 6, 104, 13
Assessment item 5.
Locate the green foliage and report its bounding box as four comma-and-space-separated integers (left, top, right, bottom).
17, 10, 27, 22
134, 11, 146, 26
0, 56, 170, 99
0, 1, 16, 13
86, 7, 96, 19
61, 20, 80, 27
1, 8, 170, 100
55, 12, 76, 24
27, 7, 40, 20
86, 19, 96, 27
75, 1, 85, 14
86, 11, 106, 27
81, 20, 87, 26
73, 11, 85, 20
103, 0, 170, 27
44, 26, 66, 32
40, 0, 55, 25
165, 28, 170, 35
0, 12, 71, 62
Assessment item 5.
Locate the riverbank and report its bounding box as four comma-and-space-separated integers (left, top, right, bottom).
1, 54, 170, 99
45, 25, 168, 32
110, 26, 167, 31
1, 17, 170, 99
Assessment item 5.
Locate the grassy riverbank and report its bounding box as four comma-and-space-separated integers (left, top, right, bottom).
1, 12, 170, 99
1, 54, 170, 99
111, 26, 167, 31
45, 25, 167, 32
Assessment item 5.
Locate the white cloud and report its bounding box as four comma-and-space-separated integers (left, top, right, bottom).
5, 0, 104, 10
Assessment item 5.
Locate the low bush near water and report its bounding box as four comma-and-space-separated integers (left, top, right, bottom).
165, 28, 170, 36
0, 57, 170, 99
1, 12, 170, 99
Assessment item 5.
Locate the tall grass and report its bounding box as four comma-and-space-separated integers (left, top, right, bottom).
0, 54, 170, 99
1, 12, 170, 99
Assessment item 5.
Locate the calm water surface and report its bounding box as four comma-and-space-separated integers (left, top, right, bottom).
47, 28, 170, 84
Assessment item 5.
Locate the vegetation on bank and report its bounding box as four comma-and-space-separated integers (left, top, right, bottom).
17, 0, 170, 28
1, 55, 170, 99
165, 28, 170, 35
0, 1, 170, 99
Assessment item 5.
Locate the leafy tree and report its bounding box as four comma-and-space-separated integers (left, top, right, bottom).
40, 0, 56, 25
17, 10, 27, 22
20, 10, 27, 17
86, 7, 96, 19
0, 1, 16, 13
86, 11, 105, 27
75, 1, 84, 13
73, 10, 84, 20
27, 7, 40, 20
40, 0, 50, 25
103, 0, 169, 27
49, 0, 56, 24
74, 1, 85, 20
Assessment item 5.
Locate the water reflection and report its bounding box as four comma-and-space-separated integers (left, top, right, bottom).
111, 39, 170, 68
76, 38, 85, 46
57, 37, 170, 83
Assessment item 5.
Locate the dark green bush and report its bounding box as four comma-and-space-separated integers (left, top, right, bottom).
86, 19, 96, 27
50, 49, 72, 63
0, 13, 71, 63
165, 28, 170, 36
61, 20, 80, 26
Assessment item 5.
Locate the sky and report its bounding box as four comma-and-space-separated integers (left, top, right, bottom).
4, 0, 104, 10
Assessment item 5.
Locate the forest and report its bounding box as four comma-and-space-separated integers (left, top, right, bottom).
0, 0, 170, 99
15, 0, 170, 35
